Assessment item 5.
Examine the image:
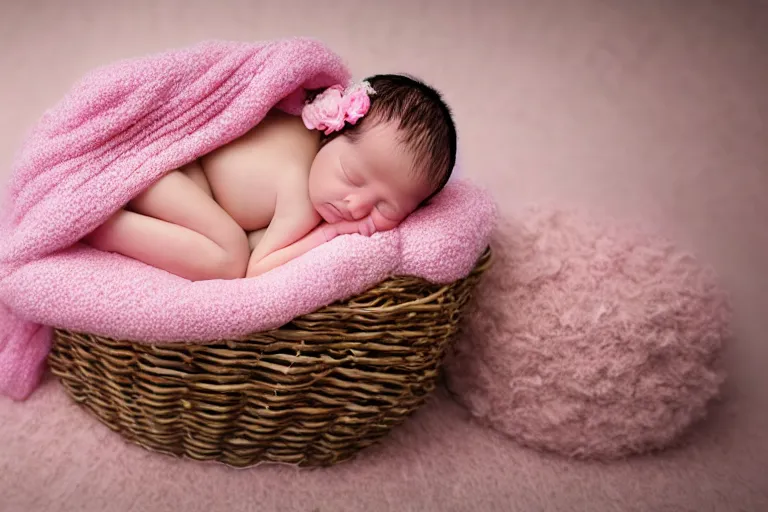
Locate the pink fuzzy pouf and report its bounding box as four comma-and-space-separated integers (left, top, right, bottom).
445, 209, 730, 459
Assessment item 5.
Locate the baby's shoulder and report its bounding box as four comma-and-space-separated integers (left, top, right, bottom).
202, 109, 319, 174
242, 110, 319, 158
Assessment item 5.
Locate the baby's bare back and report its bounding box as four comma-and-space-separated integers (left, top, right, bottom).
200, 110, 321, 232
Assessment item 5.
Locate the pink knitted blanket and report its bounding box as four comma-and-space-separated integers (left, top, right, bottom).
0, 39, 495, 401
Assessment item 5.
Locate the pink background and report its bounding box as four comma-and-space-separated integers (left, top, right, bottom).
2, 1, 767, 511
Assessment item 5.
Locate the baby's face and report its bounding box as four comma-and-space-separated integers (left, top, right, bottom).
308, 121, 432, 234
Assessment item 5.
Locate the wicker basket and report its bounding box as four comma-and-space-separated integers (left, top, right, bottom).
49, 247, 491, 467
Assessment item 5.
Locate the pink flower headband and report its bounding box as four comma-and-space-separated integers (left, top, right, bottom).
301, 81, 377, 135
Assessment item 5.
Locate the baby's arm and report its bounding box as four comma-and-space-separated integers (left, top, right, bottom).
245, 218, 378, 278
246, 223, 335, 277
247, 177, 321, 267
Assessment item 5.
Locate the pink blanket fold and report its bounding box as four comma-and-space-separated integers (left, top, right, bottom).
0, 38, 495, 402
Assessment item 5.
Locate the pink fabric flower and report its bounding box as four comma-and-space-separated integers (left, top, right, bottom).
341, 84, 372, 125
301, 85, 346, 135
302, 81, 375, 135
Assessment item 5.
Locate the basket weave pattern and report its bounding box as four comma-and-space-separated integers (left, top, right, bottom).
49, 248, 491, 467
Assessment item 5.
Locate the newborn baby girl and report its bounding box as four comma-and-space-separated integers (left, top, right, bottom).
84, 74, 457, 281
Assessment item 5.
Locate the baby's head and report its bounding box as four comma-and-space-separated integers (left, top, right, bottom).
304, 74, 457, 233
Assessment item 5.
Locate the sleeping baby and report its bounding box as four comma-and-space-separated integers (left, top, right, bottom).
83, 74, 457, 281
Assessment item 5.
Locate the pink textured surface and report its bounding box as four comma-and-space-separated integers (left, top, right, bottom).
0, 40, 495, 400
445, 210, 730, 458
2, 1, 767, 511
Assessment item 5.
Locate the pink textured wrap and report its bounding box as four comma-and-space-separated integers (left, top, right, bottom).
0, 39, 496, 401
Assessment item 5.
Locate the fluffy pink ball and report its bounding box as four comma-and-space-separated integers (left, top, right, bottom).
445, 209, 730, 459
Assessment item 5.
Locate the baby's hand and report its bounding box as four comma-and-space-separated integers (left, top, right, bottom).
324, 216, 378, 239
246, 216, 392, 278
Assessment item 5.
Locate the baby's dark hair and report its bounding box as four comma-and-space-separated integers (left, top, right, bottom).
320, 74, 457, 198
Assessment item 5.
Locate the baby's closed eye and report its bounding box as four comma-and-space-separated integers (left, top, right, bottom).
342, 165, 363, 187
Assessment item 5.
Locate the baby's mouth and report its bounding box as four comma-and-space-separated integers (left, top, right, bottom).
322, 203, 344, 223
331, 203, 358, 222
